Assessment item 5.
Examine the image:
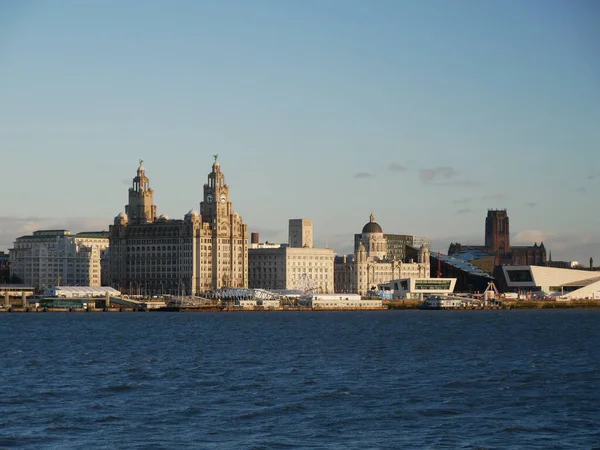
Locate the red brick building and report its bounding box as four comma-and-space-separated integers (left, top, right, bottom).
449, 209, 546, 267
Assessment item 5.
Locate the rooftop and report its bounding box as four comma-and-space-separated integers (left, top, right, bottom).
34, 230, 70, 236
75, 231, 109, 239
560, 276, 600, 288
450, 247, 494, 262
436, 253, 494, 279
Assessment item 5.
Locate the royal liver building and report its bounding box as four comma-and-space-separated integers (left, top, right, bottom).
107, 157, 248, 295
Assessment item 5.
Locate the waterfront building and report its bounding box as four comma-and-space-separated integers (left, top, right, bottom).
356, 233, 431, 262
377, 277, 458, 300
42, 286, 121, 298
9, 230, 109, 291
249, 245, 335, 293
335, 214, 430, 296
236, 298, 281, 309
497, 265, 600, 299
298, 293, 383, 309
333, 254, 355, 293
420, 248, 495, 294
249, 220, 334, 293
107, 157, 248, 296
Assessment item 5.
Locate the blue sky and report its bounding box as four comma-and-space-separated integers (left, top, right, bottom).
1, 0, 599, 263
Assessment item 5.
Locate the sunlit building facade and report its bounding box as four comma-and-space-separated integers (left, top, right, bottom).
9, 230, 108, 291
107, 158, 248, 296
249, 246, 335, 293
336, 214, 430, 296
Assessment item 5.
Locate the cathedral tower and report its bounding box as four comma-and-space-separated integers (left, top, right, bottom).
485, 209, 510, 255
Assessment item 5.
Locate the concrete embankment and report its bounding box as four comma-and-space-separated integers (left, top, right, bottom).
384, 300, 421, 310
2, 300, 600, 313
0, 307, 138, 313
504, 300, 600, 309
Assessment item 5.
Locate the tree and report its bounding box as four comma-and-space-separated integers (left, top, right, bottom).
448, 242, 462, 255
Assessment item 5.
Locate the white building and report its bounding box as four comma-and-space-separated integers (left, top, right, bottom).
249, 246, 335, 293
43, 286, 121, 298
249, 242, 282, 249
298, 293, 383, 309
9, 230, 109, 291
502, 265, 600, 299
379, 277, 457, 300
236, 298, 281, 309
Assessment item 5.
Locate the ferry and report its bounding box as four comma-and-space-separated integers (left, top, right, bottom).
419, 295, 466, 310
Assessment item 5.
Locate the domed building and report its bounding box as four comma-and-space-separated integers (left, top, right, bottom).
334, 213, 431, 295
358, 213, 388, 261
108, 156, 248, 296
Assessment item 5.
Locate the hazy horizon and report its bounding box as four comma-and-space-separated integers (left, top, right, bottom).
1, 1, 598, 264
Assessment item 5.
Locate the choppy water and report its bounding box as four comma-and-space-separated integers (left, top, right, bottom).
1, 310, 599, 449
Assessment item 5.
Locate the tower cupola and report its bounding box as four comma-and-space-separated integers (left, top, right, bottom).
126, 159, 157, 224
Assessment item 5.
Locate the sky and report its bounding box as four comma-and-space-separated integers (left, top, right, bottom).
1, 0, 599, 264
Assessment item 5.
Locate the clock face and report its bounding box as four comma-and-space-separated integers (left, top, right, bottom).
220, 194, 226, 204
206, 194, 214, 204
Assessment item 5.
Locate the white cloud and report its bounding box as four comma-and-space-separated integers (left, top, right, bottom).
388, 163, 407, 172
419, 166, 457, 182
512, 229, 557, 245
419, 166, 483, 186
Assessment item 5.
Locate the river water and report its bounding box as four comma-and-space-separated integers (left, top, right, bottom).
1, 310, 599, 449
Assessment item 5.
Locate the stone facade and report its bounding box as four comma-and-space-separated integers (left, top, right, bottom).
336, 214, 430, 296
249, 246, 334, 293
9, 230, 108, 291
334, 255, 354, 293
509, 244, 546, 266
288, 219, 313, 248
107, 157, 248, 296
356, 233, 432, 262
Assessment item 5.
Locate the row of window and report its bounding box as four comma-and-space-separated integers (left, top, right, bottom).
252, 255, 332, 260
252, 267, 329, 273
250, 274, 330, 280
128, 239, 182, 245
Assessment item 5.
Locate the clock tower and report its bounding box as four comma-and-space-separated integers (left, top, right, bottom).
201, 154, 231, 222
199, 155, 248, 289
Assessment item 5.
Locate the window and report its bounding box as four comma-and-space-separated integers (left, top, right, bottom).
506, 270, 534, 283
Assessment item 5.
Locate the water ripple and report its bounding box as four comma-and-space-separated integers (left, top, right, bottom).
0, 310, 599, 448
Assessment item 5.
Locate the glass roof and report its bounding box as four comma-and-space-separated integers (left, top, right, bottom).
437, 253, 494, 278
